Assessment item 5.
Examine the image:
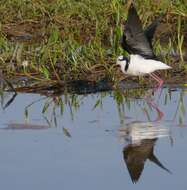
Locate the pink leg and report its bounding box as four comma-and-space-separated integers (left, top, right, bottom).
150, 73, 164, 89
144, 73, 164, 102
148, 73, 164, 99
151, 73, 164, 99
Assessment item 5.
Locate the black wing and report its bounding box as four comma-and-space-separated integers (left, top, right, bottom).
121, 4, 155, 59
144, 17, 160, 46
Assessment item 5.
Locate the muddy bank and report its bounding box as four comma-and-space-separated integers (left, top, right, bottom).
2, 67, 186, 96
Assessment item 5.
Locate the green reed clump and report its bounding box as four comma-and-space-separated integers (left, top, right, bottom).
0, 0, 186, 84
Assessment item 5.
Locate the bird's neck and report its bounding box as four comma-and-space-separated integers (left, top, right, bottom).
120, 63, 126, 72
125, 59, 130, 71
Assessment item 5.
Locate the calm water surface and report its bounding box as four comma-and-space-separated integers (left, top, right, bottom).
0, 87, 186, 190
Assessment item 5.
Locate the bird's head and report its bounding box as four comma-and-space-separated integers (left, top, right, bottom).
116, 55, 129, 71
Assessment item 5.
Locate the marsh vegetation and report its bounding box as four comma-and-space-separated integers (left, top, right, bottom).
0, 0, 186, 93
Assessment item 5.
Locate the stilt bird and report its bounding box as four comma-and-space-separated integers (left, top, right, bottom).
117, 4, 171, 88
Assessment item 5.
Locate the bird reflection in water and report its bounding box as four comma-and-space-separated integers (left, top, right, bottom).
119, 122, 172, 183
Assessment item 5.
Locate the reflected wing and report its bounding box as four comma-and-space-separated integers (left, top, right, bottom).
123, 139, 156, 183
121, 4, 155, 59
149, 152, 172, 174
123, 145, 146, 183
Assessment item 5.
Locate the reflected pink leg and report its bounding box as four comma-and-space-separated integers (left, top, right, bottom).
144, 73, 165, 121
144, 96, 164, 122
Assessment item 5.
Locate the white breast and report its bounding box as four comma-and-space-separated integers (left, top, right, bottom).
126, 54, 171, 76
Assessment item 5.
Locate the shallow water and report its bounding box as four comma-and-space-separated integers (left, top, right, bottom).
0, 87, 187, 189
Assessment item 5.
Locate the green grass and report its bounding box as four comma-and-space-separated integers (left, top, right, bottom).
0, 0, 186, 87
